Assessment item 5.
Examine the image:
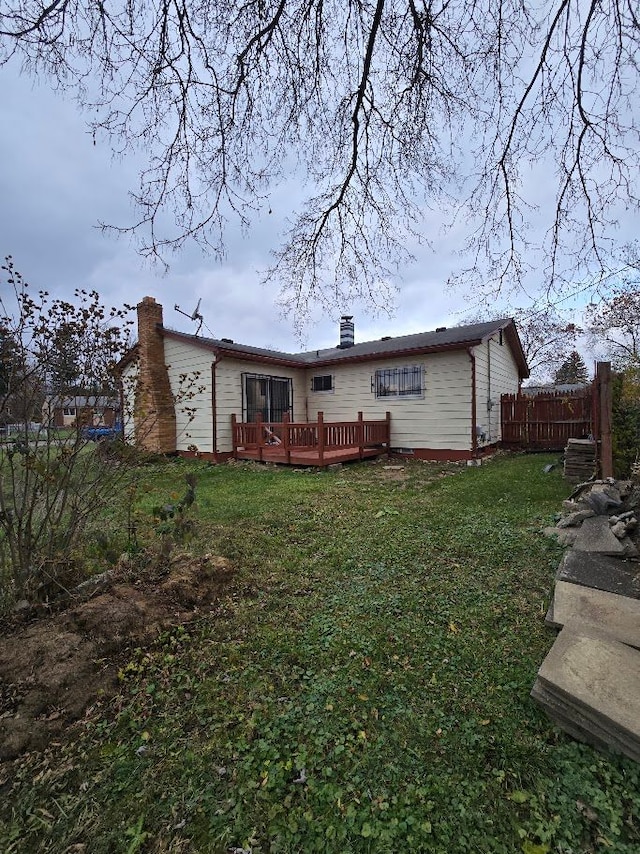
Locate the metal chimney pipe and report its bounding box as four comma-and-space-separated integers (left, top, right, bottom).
339, 315, 354, 348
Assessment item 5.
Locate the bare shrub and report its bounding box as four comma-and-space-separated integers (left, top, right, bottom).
0, 257, 134, 606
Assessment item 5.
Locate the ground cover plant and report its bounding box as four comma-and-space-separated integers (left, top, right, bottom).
1, 453, 639, 853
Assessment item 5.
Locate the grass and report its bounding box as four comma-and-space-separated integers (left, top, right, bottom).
2, 453, 640, 853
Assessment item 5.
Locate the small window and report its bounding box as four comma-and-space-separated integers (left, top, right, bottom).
63, 407, 76, 416
311, 375, 333, 392
374, 366, 423, 398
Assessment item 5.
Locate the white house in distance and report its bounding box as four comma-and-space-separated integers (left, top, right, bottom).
120, 296, 529, 463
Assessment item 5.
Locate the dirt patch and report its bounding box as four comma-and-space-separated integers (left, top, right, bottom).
380, 465, 410, 481
0, 554, 235, 764
376, 462, 464, 483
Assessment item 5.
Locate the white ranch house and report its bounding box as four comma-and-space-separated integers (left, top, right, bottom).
121, 297, 529, 463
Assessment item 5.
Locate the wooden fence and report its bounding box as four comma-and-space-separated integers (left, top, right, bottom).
501, 389, 593, 450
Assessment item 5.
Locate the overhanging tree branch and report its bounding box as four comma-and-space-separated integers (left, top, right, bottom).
1, 1, 639, 319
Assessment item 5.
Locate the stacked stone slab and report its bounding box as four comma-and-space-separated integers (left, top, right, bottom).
563, 438, 597, 482
534, 478, 640, 763
532, 628, 640, 762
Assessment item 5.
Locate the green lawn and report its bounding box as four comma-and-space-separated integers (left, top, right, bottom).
2, 453, 639, 853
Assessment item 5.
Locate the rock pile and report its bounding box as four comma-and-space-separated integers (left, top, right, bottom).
544, 478, 638, 556
534, 477, 640, 763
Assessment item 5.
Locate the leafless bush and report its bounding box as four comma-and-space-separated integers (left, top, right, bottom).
0, 257, 133, 605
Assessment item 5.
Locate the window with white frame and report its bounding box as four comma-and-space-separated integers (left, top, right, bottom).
374, 366, 424, 398
311, 374, 333, 392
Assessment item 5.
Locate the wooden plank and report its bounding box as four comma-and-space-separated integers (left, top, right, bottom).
234, 446, 384, 467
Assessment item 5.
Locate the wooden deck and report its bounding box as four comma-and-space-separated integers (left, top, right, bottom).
232, 411, 390, 467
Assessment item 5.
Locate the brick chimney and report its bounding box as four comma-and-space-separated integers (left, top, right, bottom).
134, 296, 177, 452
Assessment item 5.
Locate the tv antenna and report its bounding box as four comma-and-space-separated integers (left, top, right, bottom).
174, 298, 204, 336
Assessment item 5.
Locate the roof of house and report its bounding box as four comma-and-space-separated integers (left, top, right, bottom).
45, 394, 118, 408
521, 382, 591, 396
157, 317, 529, 378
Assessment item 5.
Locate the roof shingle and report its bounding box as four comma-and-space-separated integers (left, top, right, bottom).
158, 317, 529, 377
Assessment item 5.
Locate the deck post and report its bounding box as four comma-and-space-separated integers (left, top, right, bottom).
231, 413, 237, 459
318, 411, 325, 467
357, 411, 364, 460
256, 412, 264, 462
282, 412, 291, 464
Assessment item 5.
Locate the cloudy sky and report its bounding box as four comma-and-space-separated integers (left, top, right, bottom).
0, 60, 628, 361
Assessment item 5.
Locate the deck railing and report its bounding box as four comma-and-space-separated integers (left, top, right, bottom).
232, 411, 391, 465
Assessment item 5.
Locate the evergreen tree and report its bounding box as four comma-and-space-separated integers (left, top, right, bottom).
41, 322, 83, 393
554, 351, 589, 385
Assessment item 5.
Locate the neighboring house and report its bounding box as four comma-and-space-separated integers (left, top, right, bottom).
120, 296, 529, 462
42, 395, 119, 428
521, 383, 591, 396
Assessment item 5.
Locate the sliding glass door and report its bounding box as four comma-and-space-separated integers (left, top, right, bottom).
243, 374, 292, 422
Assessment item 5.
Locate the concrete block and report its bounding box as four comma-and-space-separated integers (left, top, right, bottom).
556, 550, 640, 599
557, 509, 596, 528
552, 580, 640, 649
531, 678, 627, 757
544, 598, 561, 630
572, 516, 628, 555
535, 628, 640, 762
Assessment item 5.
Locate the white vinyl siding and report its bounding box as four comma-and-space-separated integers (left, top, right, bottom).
163, 337, 214, 452
215, 358, 307, 453
306, 351, 473, 451
473, 334, 520, 443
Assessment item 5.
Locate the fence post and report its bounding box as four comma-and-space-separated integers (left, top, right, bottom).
597, 362, 613, 478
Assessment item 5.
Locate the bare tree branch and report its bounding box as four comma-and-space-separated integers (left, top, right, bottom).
1, 1, 639, 320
